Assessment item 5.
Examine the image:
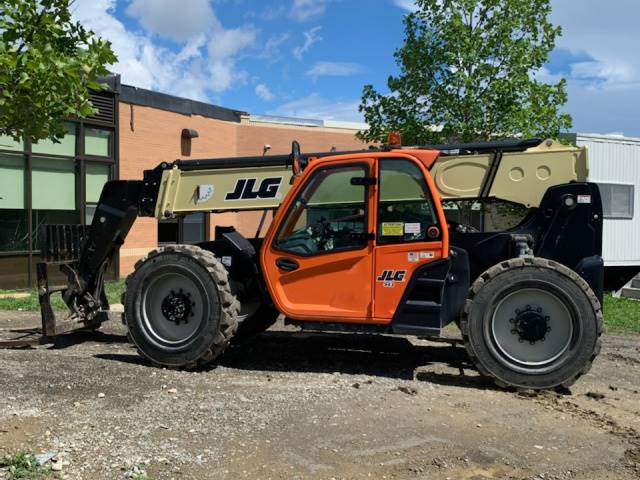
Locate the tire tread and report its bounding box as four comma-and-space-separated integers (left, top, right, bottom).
122, 244, 240, 369
459, 257, 603, 389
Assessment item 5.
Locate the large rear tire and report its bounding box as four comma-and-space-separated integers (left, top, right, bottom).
460, 257, 602, 390
122, 245, 240, 368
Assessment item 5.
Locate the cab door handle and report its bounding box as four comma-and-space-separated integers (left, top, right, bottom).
276, 257, 299, 271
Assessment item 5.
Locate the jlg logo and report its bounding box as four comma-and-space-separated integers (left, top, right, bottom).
225, 177, 282, 201
376, 270, 406, 288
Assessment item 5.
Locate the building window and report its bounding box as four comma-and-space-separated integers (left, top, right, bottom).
0, 134, 23, 151
31, 156, 79, 251
85, 128, 112, 157
183, 213, 206, 244
0, 92, 117, 288
158, 214, 207, 245
0, 153, 28, 252
0, 153, 26, 209
598, 183, 634, 219
32, 156, 77, 210
31, 122, 77, 156
85, 163, 112, 224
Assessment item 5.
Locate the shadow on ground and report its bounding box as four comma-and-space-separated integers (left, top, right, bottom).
93, 329, 497, 390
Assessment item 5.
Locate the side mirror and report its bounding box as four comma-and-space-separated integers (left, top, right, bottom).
289, 140, 309, 179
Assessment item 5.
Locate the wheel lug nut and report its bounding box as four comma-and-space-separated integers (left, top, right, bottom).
536, 307, 542, 313
510, 329, 517, 335
526, 305, 531, 311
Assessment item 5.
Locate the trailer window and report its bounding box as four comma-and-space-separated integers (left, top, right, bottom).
598, 183, 634, 219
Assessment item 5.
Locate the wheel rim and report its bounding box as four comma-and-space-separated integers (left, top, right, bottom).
489, 287, 574, 368
140, 266, 208, 348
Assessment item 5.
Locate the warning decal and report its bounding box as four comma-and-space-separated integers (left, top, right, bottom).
381, 222, 404, 236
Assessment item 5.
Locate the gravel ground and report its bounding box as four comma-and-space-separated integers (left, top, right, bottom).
0, 310, 639, 480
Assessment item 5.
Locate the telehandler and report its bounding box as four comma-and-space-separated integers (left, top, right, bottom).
36, 137, 603, 390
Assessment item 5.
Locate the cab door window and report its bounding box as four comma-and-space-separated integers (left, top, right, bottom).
377, 159, 438, 244
275, 165, 368, 255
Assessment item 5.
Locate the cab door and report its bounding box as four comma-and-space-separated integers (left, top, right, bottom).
262, 158, 376, 322
373, 157, 449, 321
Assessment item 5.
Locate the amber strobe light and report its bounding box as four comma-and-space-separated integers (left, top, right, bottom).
388, 131, 402, 148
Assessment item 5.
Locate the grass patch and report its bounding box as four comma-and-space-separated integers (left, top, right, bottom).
603, 293, 640, 335
0, 452, 50, 479
0, 279, 125, 312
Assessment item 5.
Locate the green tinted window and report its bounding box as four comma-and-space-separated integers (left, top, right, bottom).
85, 128, 112, 157
85, 163, 111, 203
32, 123, 77, 156
0, 154, 26, 209
32, 157, 76, 210
0, 135, 23, 152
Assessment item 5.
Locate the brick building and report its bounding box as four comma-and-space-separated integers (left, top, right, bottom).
0, 77, 366, 288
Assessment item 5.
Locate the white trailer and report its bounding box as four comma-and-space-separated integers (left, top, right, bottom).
573, 133, 640, 297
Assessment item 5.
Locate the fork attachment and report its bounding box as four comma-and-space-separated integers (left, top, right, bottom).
36, 225, 109, 337
35, 179, 147, 338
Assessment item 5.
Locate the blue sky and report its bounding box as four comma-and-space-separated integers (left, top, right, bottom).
73, 0, 640, 136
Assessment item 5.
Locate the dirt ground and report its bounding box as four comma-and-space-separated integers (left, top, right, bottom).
0, 311, 639, 480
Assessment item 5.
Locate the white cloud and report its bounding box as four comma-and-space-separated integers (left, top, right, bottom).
290, 0, 328, 22
305, 61, 362, 81
126, 0, 216, 42
72, 0, 256, 98
259, 33, 291, 60
393, 0, 418, 11
255, 84, 275, 101
292, 26, 322, 60
268, 94, 363, 122
207, 27, 257, 91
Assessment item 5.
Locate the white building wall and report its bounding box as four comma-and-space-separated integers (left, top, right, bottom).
577, 134, 640, 266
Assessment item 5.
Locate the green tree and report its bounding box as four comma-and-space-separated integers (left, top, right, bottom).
359, 0, 572, 145
0, 0, 116, 141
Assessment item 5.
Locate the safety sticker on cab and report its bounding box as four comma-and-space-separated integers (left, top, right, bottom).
381, 222, 404, 236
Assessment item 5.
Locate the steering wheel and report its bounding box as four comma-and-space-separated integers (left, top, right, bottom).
310, 217, 335, 249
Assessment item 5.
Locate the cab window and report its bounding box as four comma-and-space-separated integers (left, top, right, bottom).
274, 164, 368, 255
377, 159, 438, 244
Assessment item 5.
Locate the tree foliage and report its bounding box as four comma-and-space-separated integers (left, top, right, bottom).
359, 0, 572, 145
0, 0, 116, 141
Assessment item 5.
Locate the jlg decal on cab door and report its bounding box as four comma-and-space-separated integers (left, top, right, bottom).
376, 270, 407, 288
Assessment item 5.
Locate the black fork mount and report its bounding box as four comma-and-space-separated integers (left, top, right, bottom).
35, 172, 160, 338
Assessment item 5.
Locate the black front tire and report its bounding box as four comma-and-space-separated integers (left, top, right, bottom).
460, 257, 603, 390
122, 245, 239, 369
